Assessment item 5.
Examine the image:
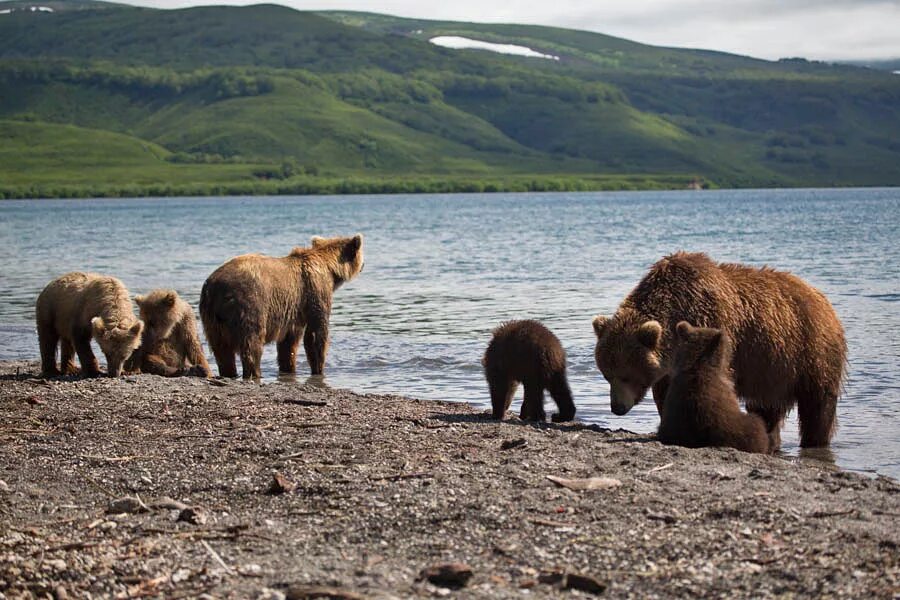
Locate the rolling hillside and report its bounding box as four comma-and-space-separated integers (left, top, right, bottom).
0, 0, 898, 197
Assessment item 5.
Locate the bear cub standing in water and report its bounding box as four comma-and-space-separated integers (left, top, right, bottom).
657, 321, 771, 454
483, 320, 576, 422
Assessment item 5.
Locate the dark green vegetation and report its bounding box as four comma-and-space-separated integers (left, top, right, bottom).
1, 0, 899, 198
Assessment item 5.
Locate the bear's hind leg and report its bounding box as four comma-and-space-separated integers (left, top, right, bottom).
60, 338, 78, 375
520, 381, 546, 421
38, 322, 60, 376
240, 339, 264, 381
303, 321, 329, 376
745, 399, 788, 451
211, 345, 237, 378
548, 372, 576, 423
488, 374, 517, 420
277, 331, 302, 374
797, 380, 838, 448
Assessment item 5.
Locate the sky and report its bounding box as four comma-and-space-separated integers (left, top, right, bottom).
109, 0, 900, 61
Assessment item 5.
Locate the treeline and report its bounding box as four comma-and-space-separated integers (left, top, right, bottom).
0, 61, 276, 100
0, 174, 703, 200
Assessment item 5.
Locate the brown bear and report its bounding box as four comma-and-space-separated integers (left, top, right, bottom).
35, 272, 144, 377
592, 251, 847, 448
657, 322, 771, 454
482, 320, 576, 422
199, 234, 364, 379
127, 289, 210, 377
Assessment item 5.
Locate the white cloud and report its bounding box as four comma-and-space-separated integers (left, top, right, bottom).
110, 0, 900, 61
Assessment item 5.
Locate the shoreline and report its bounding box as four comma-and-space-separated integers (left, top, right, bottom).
1, 360, 897, 598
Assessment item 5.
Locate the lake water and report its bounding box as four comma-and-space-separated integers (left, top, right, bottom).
1, 189, 898, 478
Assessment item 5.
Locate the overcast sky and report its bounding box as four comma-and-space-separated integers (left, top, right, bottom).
114, 0, 900, 61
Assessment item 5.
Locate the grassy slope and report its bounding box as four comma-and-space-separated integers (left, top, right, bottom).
0, 4, 898, 196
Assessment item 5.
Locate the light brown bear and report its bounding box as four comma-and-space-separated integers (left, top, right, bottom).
482, 320, 576, 422
36, 272, 144, 377
592, 252, 846, 448
127, 289, 210, 377
199, 234, 364, 379
657, 322, 771, 454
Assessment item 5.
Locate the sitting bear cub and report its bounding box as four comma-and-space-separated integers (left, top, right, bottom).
482, 320, 576, 422
657, 321, 771, 454
129, 289, 210, 378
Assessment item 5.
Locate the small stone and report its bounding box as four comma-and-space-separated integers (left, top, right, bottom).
0, 479, 9, 492
418, 562, 474, 589
171, 568, 192, 583
256, 589, 286, 600
177, 507, 207, 525
107, 496, 149, 514
267, 472, 296, 495
500, 438, 527, 451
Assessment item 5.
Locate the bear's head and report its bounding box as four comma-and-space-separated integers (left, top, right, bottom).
671, 321, 730, 373
310, 234, 364, 287
90, 317, 144, 377
134, 290, 181, 342
592, 308, 665, 416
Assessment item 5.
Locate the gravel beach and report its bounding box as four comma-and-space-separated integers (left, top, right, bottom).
0, 360, 897, 599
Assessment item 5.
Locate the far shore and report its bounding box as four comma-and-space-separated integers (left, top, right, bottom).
0, 360, 897, 598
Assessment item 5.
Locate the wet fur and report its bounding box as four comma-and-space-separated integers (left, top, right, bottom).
593, 252, 847, 448
658, 322, 771, 454
482, 320, 576, 422
199, 235, 364, 379
129, 289, 210, 377
35, 272, 143, 377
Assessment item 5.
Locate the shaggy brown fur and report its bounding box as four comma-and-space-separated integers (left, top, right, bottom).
592, 252, 847, 448
199, 235, 364, 379
128, 290, 210, 377
35, 272, 144, 377
482, 320, 576, 422
658, 322, 771, 454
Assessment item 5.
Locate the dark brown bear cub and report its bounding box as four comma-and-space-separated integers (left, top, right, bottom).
657, 321, 771, 454
482, 320, 576, 422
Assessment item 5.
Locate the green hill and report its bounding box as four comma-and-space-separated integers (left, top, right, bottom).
0, 2, 898, 198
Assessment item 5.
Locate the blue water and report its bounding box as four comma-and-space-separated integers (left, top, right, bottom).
1, 189, 898, 478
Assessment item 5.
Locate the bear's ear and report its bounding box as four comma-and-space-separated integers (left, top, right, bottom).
700, 328, 724, 360
163, 291, 177, 307
592, 315, 609, 339
342, 234, 363, 261
311, 236, 327, 248
91, 316, 107, 337
134, 295, 146, 307
636, 320, 662, 350
129, 321, 144, 337
675, 321, 693, 340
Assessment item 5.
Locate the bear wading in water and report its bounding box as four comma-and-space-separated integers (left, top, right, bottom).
483, 320, 576, 422
593, 251, 847, 448
128, 289, 210, 377
658, 322, 772, 454
36, 272, 144, 378
199, 234, 363, 379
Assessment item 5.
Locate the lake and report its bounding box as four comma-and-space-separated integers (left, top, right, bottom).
1, 189, 898, 478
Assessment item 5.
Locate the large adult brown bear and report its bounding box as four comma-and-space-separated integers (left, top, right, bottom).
592, 252, 846, 448
199, 235, 364, 379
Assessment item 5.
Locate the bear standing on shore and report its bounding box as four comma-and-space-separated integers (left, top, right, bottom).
36, 272, 144, 377
128, 289, 210, 377
199, 235, 364, 379
658, 322, 771, 454
482, 320, 576, 422
592, 252, 847, 448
